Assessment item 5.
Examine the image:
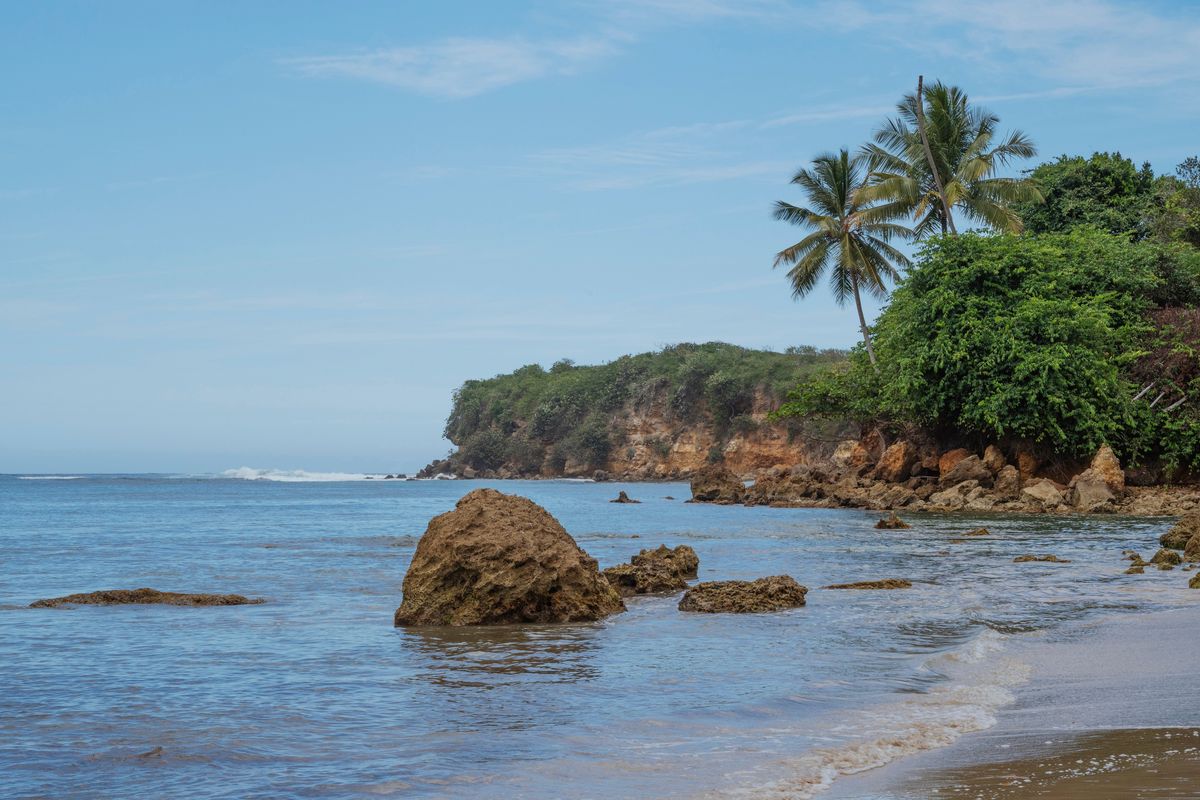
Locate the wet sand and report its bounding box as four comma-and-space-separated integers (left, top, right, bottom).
826, 603, 1200, 800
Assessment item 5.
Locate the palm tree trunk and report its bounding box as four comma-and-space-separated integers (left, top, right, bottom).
916, 75, 958, 236
852, 275, 878, 370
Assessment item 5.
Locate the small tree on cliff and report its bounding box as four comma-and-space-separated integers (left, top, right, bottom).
773, 148, 912, 367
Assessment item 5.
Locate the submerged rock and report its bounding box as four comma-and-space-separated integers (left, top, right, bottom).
823, 579, 912, 590
689, 465, 745, 504
962, 527, 990, 537
875, 511, 911, 529
393, 488, 625, 626
678, 576, 807, 613
1013, 554, 1071, 563
610, 490, 641, 504
30, 588, 264, 608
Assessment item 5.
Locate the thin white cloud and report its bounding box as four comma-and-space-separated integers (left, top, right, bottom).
283, 34, 620, 98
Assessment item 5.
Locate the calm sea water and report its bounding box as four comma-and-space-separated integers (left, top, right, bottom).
0, 473, 1193, 799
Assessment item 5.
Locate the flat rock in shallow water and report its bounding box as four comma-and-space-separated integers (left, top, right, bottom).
823, 578, 913, 590
30, 588, 264, 608
1013, 554, 1071, 563
678, 576, 807, 613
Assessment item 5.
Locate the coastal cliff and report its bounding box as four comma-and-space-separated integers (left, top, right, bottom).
420, 342, 856, 480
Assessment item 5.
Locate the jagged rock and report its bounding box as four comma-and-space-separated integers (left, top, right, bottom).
602, 563, 686, 596
1089, 444, 1126, 494
1150, 548, 1183, 567
610, 491, 640, 504
940, 455, 993, 488
1161, 512, 1200, 549
875, 511, 911, 529
982, 444, 1007, 474
678, 576, 807, 613
1021, 479, 1065, 511
874, 440, 919, 483
823, 578, 912, 589
393, 489, 625, 626
30, 588, 264, 608
938, 448, 971, 477
632, 544, 699, 578
689, 465, 746, 504
994, 465, 1021, 500
1013, 554, 1071, 563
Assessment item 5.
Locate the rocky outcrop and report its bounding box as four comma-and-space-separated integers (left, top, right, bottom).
610, 491, 640, 504
1150, 548, 1183, 567
1161, 512, 1200, 550
823, 578, 912, 589
875, 512, 911, 529
1067, 445, 1126, 512
689, 465, 745, 504
30, 588, 264, 608
602, 544, 699, 597
678, 576, 807, 613
393, 489, 625, 626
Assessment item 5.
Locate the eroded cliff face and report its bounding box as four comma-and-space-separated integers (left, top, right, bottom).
427, 386, 858, 481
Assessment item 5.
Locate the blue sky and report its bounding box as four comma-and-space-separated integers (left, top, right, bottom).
3, 0, 1199, 473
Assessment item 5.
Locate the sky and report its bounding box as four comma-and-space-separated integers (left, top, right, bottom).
3, 0, 1200, 474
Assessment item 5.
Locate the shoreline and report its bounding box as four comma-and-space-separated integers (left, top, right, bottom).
822, 603, 1200, 799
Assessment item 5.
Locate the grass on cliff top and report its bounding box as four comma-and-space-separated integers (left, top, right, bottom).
445, 342, 848, 454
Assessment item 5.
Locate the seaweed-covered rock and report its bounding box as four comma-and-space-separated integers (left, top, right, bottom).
393, 489, 625, 626
875, 512, 911, 529
1150, 548, 1184, 567
30, 588, 264, 608
1013, 554, 1071, 563
678, 576, 807, 613
823, 579, 912, 590
689, 465, 745, 504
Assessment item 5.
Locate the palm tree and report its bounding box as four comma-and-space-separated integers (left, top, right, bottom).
862, 80, 1042, 236
773, 149, 912, 367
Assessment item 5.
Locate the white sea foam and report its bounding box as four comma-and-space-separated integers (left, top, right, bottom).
720, 629, 1030, 800
17, 475, 83, 480
222, 467, 387, 482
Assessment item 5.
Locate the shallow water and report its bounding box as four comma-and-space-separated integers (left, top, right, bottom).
0, 475, 1194, 799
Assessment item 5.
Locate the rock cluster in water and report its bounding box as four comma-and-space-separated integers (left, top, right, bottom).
393, 488, 625, 626
30, 588, 264, 608
678, 576, 807, 613
602, 544, 699, 597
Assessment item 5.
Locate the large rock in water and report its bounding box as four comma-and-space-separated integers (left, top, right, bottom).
689, 465, 745, 504
678, 576, 807, 613
602, 544, 699, 597
393, 489, 625, 626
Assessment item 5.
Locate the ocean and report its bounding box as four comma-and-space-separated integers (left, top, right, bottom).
1, 473, 1196, 799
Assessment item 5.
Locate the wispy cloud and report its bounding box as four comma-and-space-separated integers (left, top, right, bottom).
283, 34, 621, 98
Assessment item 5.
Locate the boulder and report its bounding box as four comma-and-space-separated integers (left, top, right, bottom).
938, 448, 971, 478
874, 440, 919, 483
393, 489, 625, 626
849, 430, 887, 469
1021, 479, 1065, 511
610, 491, 640, 504
875, 511, 911, 529
1068, 470, 1116, 512
689, 465, 746, 504
1186, 534, 1200, 562
939, 455, 993, 488
982, 444, 1007, 474
994, 465, 1021, 501
1089, 444, 1126, 494
602, 562, 686, 596
927, 480, 980, 510
1161, 513, 1200, 549
1150, 548, 1183, 567
678, 576, 807, 613
823, 578, 912, 590
30, 588, 264, 608
1191, 573, 1200, 589
631, 544, 699, 578
1015, 447, 1041, 482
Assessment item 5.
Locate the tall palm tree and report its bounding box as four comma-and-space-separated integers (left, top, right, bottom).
773, 149, 912, 367
862, 80, 1042, 236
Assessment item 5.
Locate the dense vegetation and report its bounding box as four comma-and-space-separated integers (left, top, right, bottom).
444, 343, 846, 473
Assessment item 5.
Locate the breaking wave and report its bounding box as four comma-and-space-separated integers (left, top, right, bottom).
223, 467, 383, 482
18, 475, 83, 480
